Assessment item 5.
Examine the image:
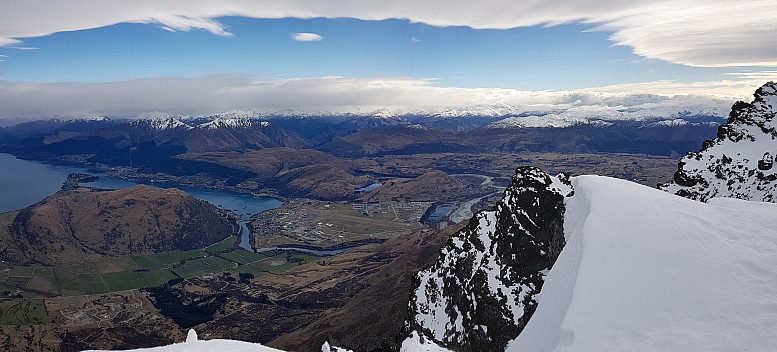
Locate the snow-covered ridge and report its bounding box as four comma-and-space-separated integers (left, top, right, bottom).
403, 171, 777, 352
644, 118, 719, 127
198, 116, 269, 130
116, 93, 730, 123
486, 114, 613, 128
485, 103, 725, 129
63, 115, 112, 122
406, 167, 573, 351
509, 176, 777, 351
131, 115, 192, 131
130, 115, 271, 131
84, 329, 284, 352
660, 81, 777, 202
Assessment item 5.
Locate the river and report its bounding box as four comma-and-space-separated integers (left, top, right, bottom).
0, 153, 281, 250
448, 174, 501, 223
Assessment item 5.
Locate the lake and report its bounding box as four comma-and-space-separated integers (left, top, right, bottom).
0, 153, 282, 250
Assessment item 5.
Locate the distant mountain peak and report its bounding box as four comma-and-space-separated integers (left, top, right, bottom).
65, 115, 111, 123
132, 115, 192, 131
368, 109, 397, 118
197, 116, 267, 130
660, 81, 777, 202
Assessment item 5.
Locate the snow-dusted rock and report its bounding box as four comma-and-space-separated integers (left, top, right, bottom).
660, 81, 777, 202
406, 167, 573, 351
197, 116, 268, 130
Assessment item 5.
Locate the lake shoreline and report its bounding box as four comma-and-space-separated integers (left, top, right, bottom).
0, 152, 284, 222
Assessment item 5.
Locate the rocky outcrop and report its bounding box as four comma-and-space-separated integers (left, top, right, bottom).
60, 172, 99, 191
660, 82, 777, 202
405, 166, 573, 351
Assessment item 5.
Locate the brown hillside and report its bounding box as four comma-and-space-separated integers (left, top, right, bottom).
337, 126, 454, 155
179, 148, 373, 200
266, 225, 457, 351
5, 185, 236, 265
360, 171, 473, 202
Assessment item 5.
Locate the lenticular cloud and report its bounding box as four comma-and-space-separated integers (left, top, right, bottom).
0, 1, 775, 67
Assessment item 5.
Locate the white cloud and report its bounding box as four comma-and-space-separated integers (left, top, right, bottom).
145, 14, 233, 37
8, 46, 39, 50
291, 32, 323, 42
0, 1, 774, 67
0, 72, 768, 124
0, 37, 22, 46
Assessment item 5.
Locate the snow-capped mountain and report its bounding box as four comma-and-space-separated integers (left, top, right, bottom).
198, 116, 269, 130
430, 103, 522, 118
130, 114, 269, 131
131, 115, 192, 131
644, 119, 719, 127
660, 81, 777, 202
406, 167, 573, 351
484, 104, 726, 129
485, 115, 613, 128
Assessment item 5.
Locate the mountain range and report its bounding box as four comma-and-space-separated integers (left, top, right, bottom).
0, 103, 724, 159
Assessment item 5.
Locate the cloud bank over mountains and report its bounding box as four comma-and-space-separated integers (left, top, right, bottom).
1, 0, 775, 67
0, 74, 746, 123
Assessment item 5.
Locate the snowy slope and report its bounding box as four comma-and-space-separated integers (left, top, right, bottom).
660, 81, 777, 202
84, 329, 284, 352
509, 175, 777, 352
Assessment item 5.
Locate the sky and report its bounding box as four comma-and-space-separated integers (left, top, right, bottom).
0, 0, 776, 122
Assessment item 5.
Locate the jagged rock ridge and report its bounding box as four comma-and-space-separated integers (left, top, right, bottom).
660, 81, 777, 202
406, 166, 573, 351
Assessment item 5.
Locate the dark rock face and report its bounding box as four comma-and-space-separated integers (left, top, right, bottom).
406, 166, 573, 351
660, 82, 777, 202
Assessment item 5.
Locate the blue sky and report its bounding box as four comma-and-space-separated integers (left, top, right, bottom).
0, 18, 741, 90
0, 1, 775, 120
